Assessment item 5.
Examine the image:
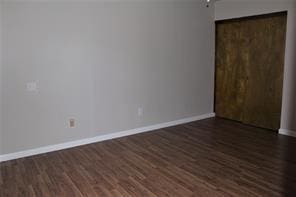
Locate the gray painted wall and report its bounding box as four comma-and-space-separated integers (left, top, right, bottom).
0, 1, 215, 154
0, 3, 3, 154
215, 0, 296, 132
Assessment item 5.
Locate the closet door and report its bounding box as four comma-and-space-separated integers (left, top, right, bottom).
215, 12, 287, 130
240, 14, 287, 130
215, 20, 246, 122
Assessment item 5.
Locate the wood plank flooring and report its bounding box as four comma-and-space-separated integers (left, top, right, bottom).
1, 118, 296, 196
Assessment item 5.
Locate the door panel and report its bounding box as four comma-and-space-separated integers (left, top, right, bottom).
215, 21, 246, 121
215, 12, 287, 130
241, 14, 287, 130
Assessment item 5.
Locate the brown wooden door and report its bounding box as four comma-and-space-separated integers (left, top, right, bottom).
215, 12, 287, 130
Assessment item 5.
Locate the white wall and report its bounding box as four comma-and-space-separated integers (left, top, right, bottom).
215, 0, 296, 132
0, 1, 215, 154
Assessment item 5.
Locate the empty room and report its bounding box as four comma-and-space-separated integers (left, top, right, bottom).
0, 0, 296, 196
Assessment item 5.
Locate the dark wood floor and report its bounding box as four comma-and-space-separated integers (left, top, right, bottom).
1, 118, 296, 196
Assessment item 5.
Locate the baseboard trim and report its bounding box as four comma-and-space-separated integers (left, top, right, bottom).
279, 128, 296, 138
0, 112, 215, 162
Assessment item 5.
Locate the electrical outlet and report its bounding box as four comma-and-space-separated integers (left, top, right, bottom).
138, 107, 143, 117
26, 81, 38, 92
69, 119, 75, 128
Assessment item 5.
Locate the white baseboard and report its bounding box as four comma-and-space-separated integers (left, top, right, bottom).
0, 113, 215, 163
279, 128, 296, 138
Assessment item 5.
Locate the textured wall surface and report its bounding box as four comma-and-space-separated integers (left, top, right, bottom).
0, 1, 215, 154
0, 3, 3, 154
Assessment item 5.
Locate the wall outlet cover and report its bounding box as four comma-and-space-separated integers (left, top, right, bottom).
138, 107, 143, 117
69, 119, 75, 128
26, 81, 38, 92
